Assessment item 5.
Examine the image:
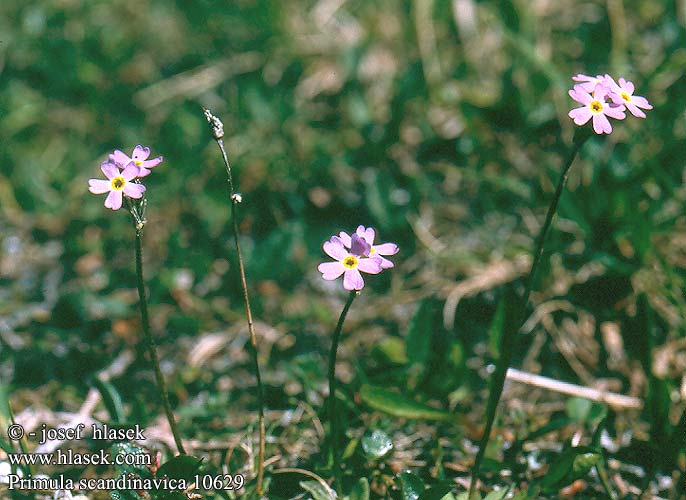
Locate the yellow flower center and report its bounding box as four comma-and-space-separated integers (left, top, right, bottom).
369, 247, 376, 254
134, 159, 143, 166
110, 176, 126, 191
590, 100, 603, 113
343, 256, 358, 269
620, 91, 631, 102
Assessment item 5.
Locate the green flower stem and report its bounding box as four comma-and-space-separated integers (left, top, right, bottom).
328, 290, 357, 493
133, 224, 186, 455
228, 195, 267, 495
595, 462, 617, 500
469, 134, 589, 497
204, 108, 266, 495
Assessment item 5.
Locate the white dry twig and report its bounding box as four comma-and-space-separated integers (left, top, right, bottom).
506, 367, 643, 410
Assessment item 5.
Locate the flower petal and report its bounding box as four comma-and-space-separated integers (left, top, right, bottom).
109, 150, 131, 167
88, 179, 111, 194
608, 91, 624, 105
104, 190, 123, 210
376, 255, 395, 269
592, 113, 612, 134
142, 156, 163, 168
619, 78, 634, 94
572, 73, 593, 82
631, 96, 652, 109
318, 261, 345, 280
101, 161, 119, 179
604, 105, 626, 120
572, 74, 597, 92
602, 74, 618, 88
136, 167, 152, 177
357, 258, 382, 274
569, 107, 592, 126
121, 162, 141, 181
569, 88, 590, 105
350, 233, 371, 256
123, 183, 146, 198
324, 237, 348, 261
374, 243, 398, 255
132, 145, 151, 161
356, 225, 375, 244
343, 268, 364, 290
593, 85, 613, 101
625, 103, 646, 118
338, 231, 352, 248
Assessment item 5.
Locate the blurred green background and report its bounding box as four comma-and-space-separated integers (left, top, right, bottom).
1, 0, 685, 498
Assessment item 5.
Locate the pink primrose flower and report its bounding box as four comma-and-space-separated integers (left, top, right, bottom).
110, 145, 163, 178
607, 77, 653, 118
88, 161, 145, 210
318, 233, 383, 290
568, 84, 626, 134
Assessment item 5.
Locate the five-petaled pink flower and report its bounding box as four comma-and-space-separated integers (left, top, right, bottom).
88, 161, 145, 210
338, 225, 399, 269
318, 233, 384, 290
568, 72, 651, 134
568, 84, 626, 135
110, 145, 163, 178
607, 77, 653, 118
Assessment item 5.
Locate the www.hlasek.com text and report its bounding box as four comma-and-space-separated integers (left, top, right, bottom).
6, 473, 245, 492
8, 448, 151, 467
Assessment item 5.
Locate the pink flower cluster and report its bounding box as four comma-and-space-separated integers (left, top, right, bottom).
318, 225, 399, 290
88, 145, 163, 210
568, 74, 652, 134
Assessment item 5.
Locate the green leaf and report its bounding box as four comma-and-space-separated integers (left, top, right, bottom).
94, 378, 125, 423
417, 484, 454, 500
571, 451, 602, 477
374, 337, 409, 365
156, 455, 203, 482
406, 299, 433, 364
509, 491, 533, 500
349, 477, 370, 500
359, 385, 453, 422
483, 489, 509, 500
0, 436, 15, 455
487, 299, 506, 358
398, 472, 425, 500
565, 397, 592, 422
541, 446, 601, 491
361, 429, 393, 460
299, 480, 336, 500
455, 492, 480, 500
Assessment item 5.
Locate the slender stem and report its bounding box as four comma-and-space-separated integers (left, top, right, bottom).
328, 290, 357, 493
204, 109, 266, 494
228, 192, 267, 494
134, 225, 186, 455
595, 462, 617, 500
469, 137, 587, 498
522, 141, 584, 306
